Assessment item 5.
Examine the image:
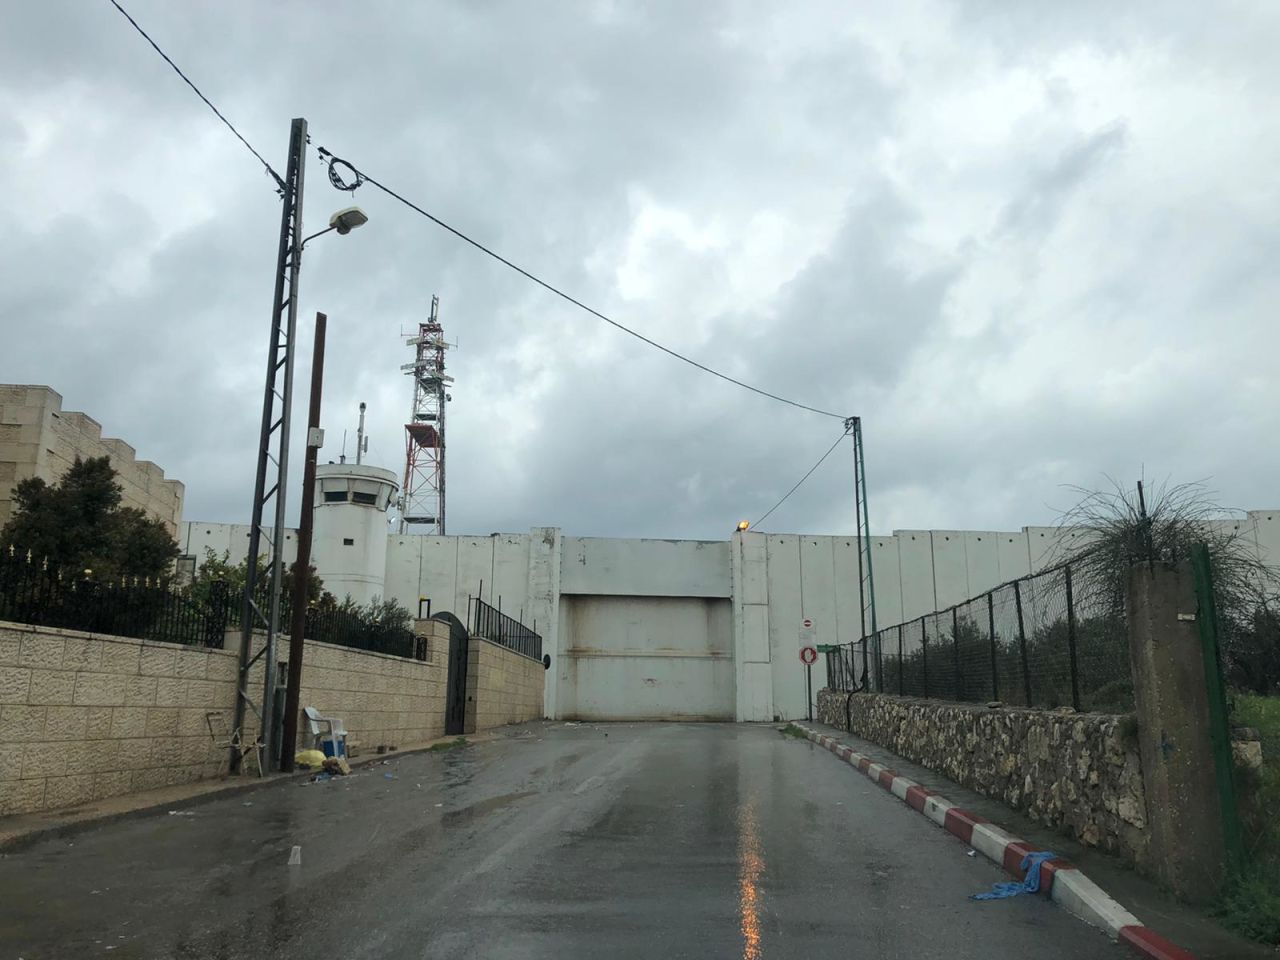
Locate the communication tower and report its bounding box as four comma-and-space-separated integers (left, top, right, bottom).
400, 296, 452, 534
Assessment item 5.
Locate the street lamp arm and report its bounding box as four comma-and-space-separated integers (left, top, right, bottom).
300, 224, 337, 250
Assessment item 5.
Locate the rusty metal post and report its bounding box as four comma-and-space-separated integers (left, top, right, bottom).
280, 312, 326, 772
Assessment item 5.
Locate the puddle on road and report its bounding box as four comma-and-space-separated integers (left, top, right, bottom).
441, 791, 537, 825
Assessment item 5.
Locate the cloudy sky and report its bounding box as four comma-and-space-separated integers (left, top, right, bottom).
2, 1, 1277, 540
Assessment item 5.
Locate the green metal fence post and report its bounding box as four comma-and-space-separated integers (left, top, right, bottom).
1190, 543, 1245, 876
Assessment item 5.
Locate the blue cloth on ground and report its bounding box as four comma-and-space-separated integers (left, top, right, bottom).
971, 851, 1057, 900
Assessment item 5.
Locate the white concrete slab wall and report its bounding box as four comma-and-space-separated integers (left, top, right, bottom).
180, 511, 1280, 722
180, 521, 298, 567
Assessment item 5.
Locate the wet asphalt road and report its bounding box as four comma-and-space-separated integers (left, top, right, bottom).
0, 722, 1120, 959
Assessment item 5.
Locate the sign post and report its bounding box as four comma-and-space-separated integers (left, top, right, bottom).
799, 645, 818, 721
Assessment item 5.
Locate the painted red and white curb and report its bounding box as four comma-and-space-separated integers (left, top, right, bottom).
793, 723, 1196, 960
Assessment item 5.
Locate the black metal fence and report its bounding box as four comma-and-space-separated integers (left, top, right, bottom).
269, 589, 426, 661
469, 596, 542, 661
827, 559, 1132, 712
0, 549, 229, 648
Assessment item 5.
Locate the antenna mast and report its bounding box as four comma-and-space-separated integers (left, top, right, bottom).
400, 295, 452, 534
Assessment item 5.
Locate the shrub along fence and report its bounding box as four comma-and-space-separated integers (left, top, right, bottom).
826, 558, 1133, 713
273, 590, 424, 661
0, 548, 422, 660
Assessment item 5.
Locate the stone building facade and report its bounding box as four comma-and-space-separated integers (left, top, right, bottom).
0, 385, 184, 536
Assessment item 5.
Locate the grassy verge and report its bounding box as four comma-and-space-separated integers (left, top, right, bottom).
779, 723, 809, 740
1216, 694, 1280, 944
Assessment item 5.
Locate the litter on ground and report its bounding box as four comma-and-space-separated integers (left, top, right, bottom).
971, 851, 1056, 901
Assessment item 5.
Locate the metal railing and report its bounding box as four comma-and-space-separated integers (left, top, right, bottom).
469, 596, 542, 661
826, 559, 1132, 712
0, 548, 229, 648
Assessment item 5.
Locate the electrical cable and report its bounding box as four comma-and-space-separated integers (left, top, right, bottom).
752, 426, 851, 530
98, 4, 863, 520
105, 0, 284, 189
315, 147, 847, 421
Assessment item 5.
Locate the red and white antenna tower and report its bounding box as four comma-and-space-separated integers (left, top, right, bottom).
400, 295, 452, 534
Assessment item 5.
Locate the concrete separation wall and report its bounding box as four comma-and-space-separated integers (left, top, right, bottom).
816, 690, 1149, 864
464, 637, 545, 734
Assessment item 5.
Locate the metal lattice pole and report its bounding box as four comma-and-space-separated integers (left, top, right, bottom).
847, 417, 877, 689
231, 117, 307, 772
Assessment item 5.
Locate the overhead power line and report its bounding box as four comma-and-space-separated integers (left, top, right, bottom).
316, 147, 848, 421
752, 426, 851, 530
95, 3, 847, 421
105, 0, 284, 189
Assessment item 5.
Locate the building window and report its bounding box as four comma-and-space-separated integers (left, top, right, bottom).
352, 492, 378, 505
324, 491, 349, 503
343, 538, 355, 546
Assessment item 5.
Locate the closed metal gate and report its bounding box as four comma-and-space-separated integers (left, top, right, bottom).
445, 628, 469, 735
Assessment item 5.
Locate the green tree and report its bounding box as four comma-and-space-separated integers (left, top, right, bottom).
1, 456, 178, 580
189, 548, 328, 614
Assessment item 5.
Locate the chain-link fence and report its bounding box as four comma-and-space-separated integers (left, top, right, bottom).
830, 559, 1132, 712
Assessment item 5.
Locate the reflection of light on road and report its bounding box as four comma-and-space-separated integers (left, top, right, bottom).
737, 799, 763, 960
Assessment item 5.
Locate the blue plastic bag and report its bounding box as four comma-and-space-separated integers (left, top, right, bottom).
972, 851, 1057, 900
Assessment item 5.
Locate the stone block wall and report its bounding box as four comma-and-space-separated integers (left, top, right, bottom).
232, 628, 448, 758
289, 638, 446, 755
816, 689, 1149, 864
0, 620, 239, 816
1, 619, 452, 817
464, 638, 545, 734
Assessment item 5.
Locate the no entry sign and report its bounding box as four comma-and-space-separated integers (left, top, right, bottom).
799, 645, 818, 665
799, 617, 816, 648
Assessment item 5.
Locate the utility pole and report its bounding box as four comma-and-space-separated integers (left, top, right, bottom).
846, 416, 878, 690
232, 117, 307, 772
281, 312, 326, 773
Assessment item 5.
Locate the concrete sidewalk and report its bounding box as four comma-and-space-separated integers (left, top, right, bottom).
0, 730, 492, 851
798, 721, 1271, 960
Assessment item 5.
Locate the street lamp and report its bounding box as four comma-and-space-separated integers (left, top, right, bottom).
301, 207, 370, 249
232, 114, 375, 777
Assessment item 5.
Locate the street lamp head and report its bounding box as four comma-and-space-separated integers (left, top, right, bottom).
329, 206, 369, 235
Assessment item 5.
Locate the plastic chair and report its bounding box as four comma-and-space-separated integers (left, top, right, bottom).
205, 712, 263, 777
302, 707, 348, 758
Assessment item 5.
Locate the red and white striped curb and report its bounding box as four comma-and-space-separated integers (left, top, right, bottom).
793, 723, 1196, 960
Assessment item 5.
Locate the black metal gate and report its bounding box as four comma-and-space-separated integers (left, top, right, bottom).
445, 626, 469, 735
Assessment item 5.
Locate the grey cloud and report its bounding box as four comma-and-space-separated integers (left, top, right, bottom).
1, 1, 1276, 545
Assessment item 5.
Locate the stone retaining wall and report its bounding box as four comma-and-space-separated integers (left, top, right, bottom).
1, 619, 449, 817
0, 620, 239, 815
464, 638, 545, 734
816, 689, 1149, 864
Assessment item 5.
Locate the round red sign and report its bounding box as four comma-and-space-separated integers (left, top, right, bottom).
799, 645, 818, 665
